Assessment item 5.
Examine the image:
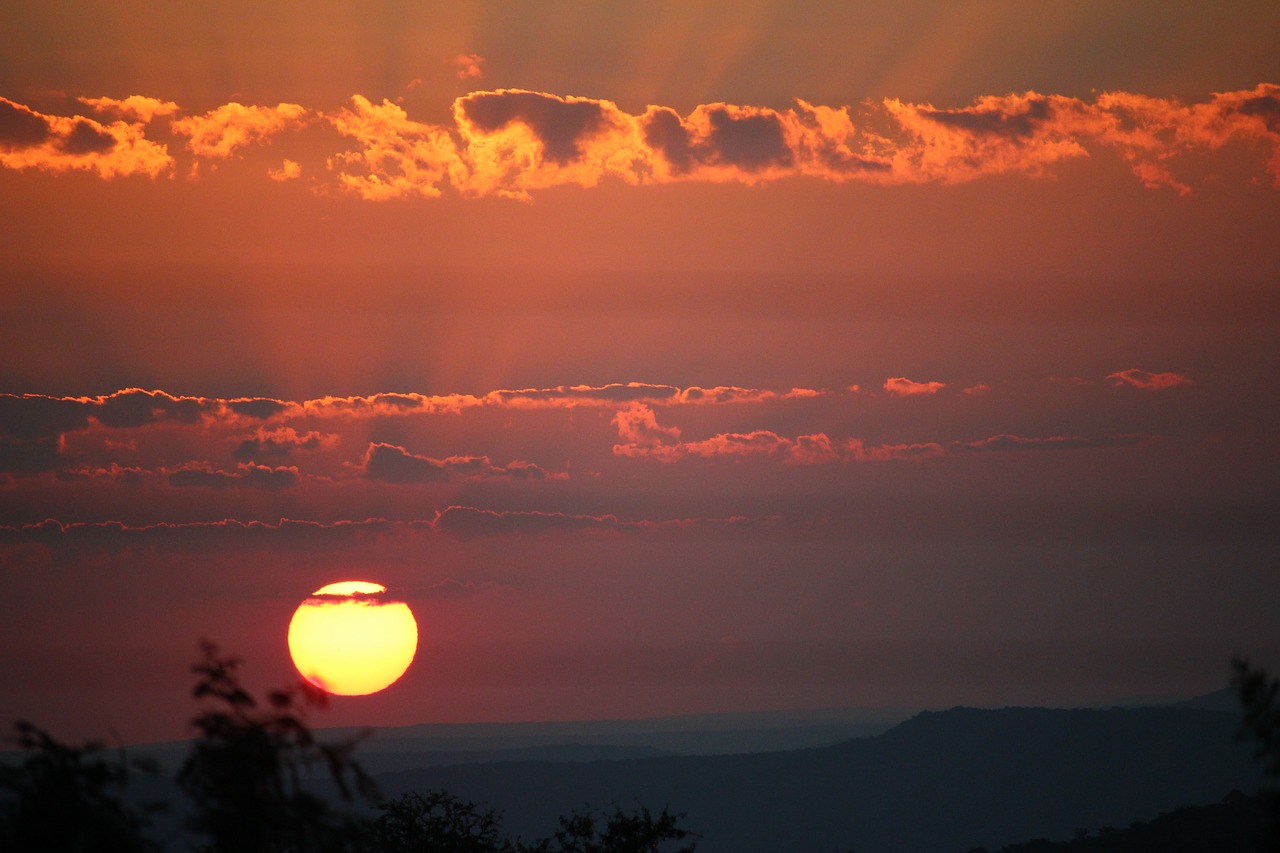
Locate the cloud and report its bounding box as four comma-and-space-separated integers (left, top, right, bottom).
451, 53, 485, 81
884, 377, 947, 396
362, 443, 548, 483
453, 89, 647, 198
786, 433, 842, 465
171, 102, 308, 158
0, 384, 822, 449
612, 404, 681, 448
268, 159, 301, 181
1106, 369, 1194, 390
0, 510, 752, 556
488, 382, 682, 408
431, 505, 747, 538
414, 577, 512, 598
0, 389, 218, 444
328, 95, 461, 200
233, 427, 337, 461
6, 85, 1280, 193
611, 405, 940, 465
225, 397, 291, 419
1094, 84, 1280, 191
167, 462, 300, 489
0, 97, 172, 177
0, 436, 66, 474
841, 438, 945, 462
78, 95, 180, 124
950, 434, 1144, 453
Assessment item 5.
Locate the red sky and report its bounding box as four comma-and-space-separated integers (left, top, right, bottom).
2, 0, 1278, 743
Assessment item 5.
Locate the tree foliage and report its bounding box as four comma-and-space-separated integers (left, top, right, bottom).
538, 803, 698, 853
177, 640, 379, 853
1232, 655, 1280, 852
373, 789, 514, 852
0, 641, 698, 853
0, 720, 160, 853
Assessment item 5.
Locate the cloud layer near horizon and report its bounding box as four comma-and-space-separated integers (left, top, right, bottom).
2, 85, 1278, 197
0, 371, 1190, 500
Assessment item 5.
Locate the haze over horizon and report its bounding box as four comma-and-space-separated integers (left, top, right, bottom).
2, 0, 1278, 745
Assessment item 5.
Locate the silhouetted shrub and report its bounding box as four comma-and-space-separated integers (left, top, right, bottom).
177, 640, 378, 853
0, 721, 160, 853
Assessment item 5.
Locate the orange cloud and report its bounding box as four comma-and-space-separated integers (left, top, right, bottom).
170, 102, 308, 158
0, 97, 172, 178
1095, 84, 1280, 191
268, 159, 301, 181
611, 405, 943, 465
328, 95, 461, 200
453, 89, 650, 199
1106, 369, 1194, 390
882, 92, 1095, 184
452, 53, 485, 81
884, 377, 947, 396
0, 385, 827, 453
78, 95, 180, 124
233, 427, 338, 461
6, 85, 1279, 194
330, 84, 1279, 197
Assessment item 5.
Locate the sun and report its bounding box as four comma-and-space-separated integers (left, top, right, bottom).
287, 580, 418, 696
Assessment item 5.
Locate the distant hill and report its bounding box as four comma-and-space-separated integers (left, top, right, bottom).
365, 705, 1262, 853
111, 705, 917, 775
955, 790, 1266, 853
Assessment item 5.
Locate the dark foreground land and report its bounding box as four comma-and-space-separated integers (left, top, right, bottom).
4, 662, 1276, 852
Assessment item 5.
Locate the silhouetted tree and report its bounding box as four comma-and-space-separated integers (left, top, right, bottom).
0, 720, 160, 853
4, 641, 700, 853
373, 789, 516, 852
1233, 656, 1280, 852
529, 803, 697, 853
178, 640, 379, 853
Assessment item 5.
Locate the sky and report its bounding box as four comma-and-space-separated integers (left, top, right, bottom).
1, 0, 1278, 744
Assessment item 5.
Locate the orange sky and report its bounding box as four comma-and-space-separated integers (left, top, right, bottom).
2, 0, 1278, 743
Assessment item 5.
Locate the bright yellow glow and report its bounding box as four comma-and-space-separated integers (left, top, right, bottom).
287, 580, 418, 696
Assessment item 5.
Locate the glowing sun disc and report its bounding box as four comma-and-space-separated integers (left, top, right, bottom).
287, 581, 418, 696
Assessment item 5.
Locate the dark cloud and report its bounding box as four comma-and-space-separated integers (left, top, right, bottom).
489, 383, 680, 405
704, 107, 794, 170
1239, 91, 1280, 125
459, 90, 611, 163
642, 108, 695, 174
0, 517, 424, 559
363, 443, 547, 484
233, 428, 331, 461
58, 120, 116, 155
95, 389, 208, 429
0, 391, 213, 442
226, 398, 289, 419
0, 436, 65, 473
432, 505, 622, 538
951, 434, 1144, 454
0, 395, 90, 440
920, 96, 1053, 137
167, 463, 299, 489
0, 98, 51, 150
